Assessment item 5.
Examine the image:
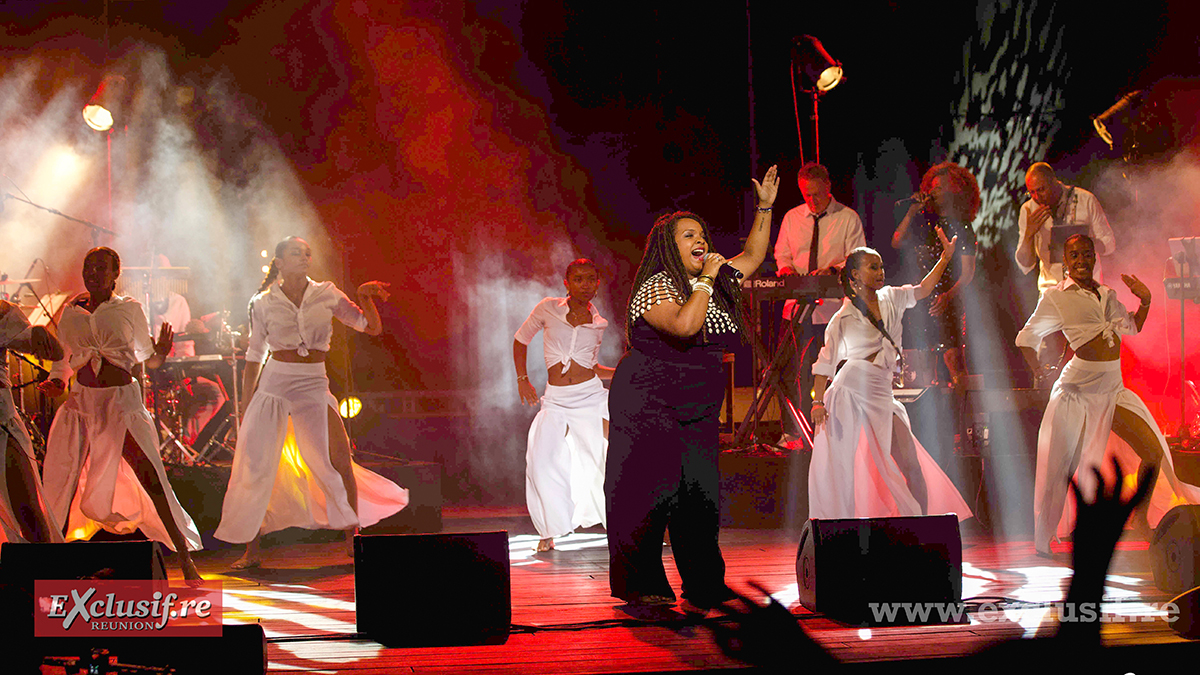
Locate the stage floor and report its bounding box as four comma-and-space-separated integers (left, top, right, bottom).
122, 505, 1195, 674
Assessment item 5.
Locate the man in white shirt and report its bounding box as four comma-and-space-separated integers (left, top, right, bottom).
513, 259, 614, 552
1016, 163, 1118, 368
1015, 234, 1199, 555
773, 163, 865, 447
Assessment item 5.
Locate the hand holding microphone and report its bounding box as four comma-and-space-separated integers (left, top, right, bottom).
703, 252, 743, 280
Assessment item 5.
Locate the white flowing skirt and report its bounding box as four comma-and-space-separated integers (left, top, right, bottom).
0, 388, 63, 544
42, 381, 202, 552
1034, 357, 1200, 550
809, 360, 972, 521
526, 377, 608, 539
214, 360, 409, 543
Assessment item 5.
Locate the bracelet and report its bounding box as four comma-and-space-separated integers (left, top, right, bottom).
693, 282, 714, 296
756, 206, 773, 213
697, 274, 715, 284
812, 401, 825, 408
517, 375, 529, 382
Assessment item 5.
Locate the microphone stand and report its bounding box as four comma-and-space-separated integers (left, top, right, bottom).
2, 192, 116, 242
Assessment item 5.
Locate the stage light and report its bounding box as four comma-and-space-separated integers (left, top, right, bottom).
82, 75, 127, 132
261, 265, 270, 273
791, 35, 843, 93
339, 396, 363, 419
260, 250, 269, 258
790, 35, 844, 164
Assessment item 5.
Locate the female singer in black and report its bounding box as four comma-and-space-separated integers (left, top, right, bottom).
605, 166, 778, 608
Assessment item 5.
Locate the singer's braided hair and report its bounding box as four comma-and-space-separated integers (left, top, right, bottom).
258, 236, 304, 293
624, 211, 749, 344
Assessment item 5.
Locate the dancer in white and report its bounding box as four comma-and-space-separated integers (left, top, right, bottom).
514, 259, 613, 552
808, 234, 972, 522
1016, 234, 1200, 556
215, 237, 408, 568
0, 300, 64, 544
40, 248, 203, 583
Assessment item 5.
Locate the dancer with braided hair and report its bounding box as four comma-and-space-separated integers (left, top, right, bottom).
807, 235, 972, 521
604, 165, 778, 609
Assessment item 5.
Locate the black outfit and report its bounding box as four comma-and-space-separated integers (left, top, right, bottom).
904, 214, 978, 352
605, 273, 739, 606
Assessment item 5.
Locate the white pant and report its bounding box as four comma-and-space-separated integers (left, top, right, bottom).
0, 388, 63, 544
1034, 356, 1200, 550
42, 381, 202, 551
526, 377, 608, 539
809, 360, 972, 521
215, 360, 408, 543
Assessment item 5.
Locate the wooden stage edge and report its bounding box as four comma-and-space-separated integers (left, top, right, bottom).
65, 504, 1197, 674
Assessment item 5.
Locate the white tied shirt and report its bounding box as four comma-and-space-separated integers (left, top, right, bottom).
514, 297, 607, 374
49, 295, 156, 382
1015, 278, 1138, 352
774, 198, 865, 324
1016, 187, 1117, 291
245, 279, 370, 364
813, 285, 916, 378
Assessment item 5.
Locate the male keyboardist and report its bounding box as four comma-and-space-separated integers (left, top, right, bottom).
773, 163, 865, 449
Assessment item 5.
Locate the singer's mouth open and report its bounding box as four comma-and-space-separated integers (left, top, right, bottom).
691, 246, 706, 262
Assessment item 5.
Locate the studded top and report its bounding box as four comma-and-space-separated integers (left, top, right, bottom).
629, 271, 739, 337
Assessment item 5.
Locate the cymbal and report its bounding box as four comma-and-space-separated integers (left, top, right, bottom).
0, 278, 41, 286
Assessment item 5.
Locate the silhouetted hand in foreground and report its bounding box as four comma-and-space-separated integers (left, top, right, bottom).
710, 583, 838, 671
1060, 457, 1157, 643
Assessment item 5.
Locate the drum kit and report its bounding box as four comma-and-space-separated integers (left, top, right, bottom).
4, 268, 244, 468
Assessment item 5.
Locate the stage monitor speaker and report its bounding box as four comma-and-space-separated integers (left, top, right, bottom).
355, 531, 510, 646
1151, 504, 1200, 594
1167, 585, 1200, 639
797, 514, 962, 625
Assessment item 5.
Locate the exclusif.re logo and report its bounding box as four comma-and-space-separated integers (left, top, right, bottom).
34, 580, 223, 637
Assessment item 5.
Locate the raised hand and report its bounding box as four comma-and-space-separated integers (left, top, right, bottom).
153, 322, 175, 360
936, 226, 958, 262
1120, 274, 1150, 306
1069, 457, 1156, 568
751, 165, 780, 208
357, 280, 391, 302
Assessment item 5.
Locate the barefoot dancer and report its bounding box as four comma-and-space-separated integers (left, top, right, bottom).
215, 237, 408, 568
40, 247, 203, 583
514, 259, 614, 552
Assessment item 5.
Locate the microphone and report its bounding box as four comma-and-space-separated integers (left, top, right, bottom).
894, 193, 929, 206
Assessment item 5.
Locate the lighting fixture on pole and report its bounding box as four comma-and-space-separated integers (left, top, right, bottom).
82, 75, 126, 132
790, 35, 843, 164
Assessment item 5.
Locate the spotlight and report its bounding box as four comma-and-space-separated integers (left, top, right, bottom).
339, 396, 363, 419
791, 35, 843, 92
261, 265, 270, 274
260, 250, 269, 258
82, 75, 127, 132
